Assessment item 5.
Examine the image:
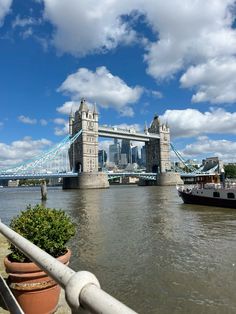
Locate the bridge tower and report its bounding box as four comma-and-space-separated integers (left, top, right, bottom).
145, 115, 171, 173
69, 99, 99, 173
145, 115, 183, 185
64, 99, 109, 189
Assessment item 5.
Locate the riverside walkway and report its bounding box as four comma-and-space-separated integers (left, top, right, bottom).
0, 234, 70, 314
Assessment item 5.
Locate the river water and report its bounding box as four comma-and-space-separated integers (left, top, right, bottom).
1, 185, 236, 314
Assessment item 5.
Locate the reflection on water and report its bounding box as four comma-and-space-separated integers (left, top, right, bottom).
1, 185, 236, 313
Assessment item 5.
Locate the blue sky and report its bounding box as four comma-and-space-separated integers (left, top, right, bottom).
1, 0, 236, 167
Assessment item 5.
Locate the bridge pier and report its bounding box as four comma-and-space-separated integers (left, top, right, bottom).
139, 172, 183, 186
63, 172, 109, 189
156, 172, 183, 186
40, 180, 47, 200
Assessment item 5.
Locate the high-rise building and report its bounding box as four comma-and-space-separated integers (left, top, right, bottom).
121, 139, 131, 164
109, 139, 120, 165
141, 145, 146, 166
120, 153, 128, 166
98, 150, 107, 168
131, 146, 139, 164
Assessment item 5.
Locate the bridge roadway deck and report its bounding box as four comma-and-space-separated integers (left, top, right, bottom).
0, 171, 214, 181
0, 172, 79, 180
0, 172, 158, 180
98, 126, 160, 142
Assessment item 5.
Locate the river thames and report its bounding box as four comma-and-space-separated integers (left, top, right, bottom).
1, 185, 236, 314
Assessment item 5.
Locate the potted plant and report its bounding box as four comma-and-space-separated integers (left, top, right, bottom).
4, 204, 76, 314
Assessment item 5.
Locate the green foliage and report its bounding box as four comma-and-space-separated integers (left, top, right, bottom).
9, 204, 76, 262
224, 165, 236, 178
19, 179, 49, 186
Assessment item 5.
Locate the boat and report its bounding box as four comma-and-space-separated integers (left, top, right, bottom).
177, 182, 236, 209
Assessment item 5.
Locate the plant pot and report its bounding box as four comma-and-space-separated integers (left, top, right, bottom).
4, 249, 71, 314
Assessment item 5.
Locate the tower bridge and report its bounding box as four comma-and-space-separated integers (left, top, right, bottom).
63, 99, 182, 189
0, 99, 183, 188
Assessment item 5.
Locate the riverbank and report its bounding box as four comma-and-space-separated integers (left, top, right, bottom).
0, 234, 70, 314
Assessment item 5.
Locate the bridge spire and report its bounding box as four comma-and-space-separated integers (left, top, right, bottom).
79, 98, 88, 112
144, 121, 148, 134
93, 102, 98, 115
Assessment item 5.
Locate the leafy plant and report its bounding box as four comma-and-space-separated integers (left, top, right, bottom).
9, 204, 76, 262
224, 164, 236, 178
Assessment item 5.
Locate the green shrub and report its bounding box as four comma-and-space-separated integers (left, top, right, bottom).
9, 204, 76, 262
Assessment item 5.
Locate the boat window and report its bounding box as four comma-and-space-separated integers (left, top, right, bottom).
227, 192, 235, 199
213, 192, 220, 197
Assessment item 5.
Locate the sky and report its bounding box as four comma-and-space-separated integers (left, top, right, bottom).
1, 0, 236, 168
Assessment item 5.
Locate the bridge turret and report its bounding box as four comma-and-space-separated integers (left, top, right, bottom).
69, 110, 74, 136
148, 114, 161, 134
79, 98, 88, 112
93, 103, 98, 124
144, 121, 149, 134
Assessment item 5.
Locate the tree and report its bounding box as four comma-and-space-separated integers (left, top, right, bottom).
224, 164, 236, 178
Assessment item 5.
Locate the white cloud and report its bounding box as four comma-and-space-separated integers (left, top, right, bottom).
43, 0, 137, 56
143, 0, 236, 78
180, 57, 236, 104
12, 16, 41, 28
21, 27, 33, 39
142, 1, 236, 104
42, 0, 236, 105
56, 101, 81, 115
0, 0, 12, 26
58, 66, 143, 117
54, 118, 67, 125
181, 136, 236, 163
151, 90, 162, 99
160, 108, 236, 138
53, 118, 68, 136
113, 123, 142, 132
0, 137, 52, 167
40, 119, 48, 126
18, 115, 37, 124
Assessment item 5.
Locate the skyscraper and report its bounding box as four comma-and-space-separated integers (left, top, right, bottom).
109, 139, 120, 165
98, 150, 107, 168
131, 146, 139, 164
121, 139, 131, 164
141, 145, 146, 166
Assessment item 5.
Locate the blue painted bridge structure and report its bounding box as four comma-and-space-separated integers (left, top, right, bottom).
0, 126, 218, 183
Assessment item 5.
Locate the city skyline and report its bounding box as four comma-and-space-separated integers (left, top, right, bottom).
1, 1, 236, 168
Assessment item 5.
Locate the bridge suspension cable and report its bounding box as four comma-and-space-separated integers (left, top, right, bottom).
0, 130, 82, 175
170, 143, 198, 173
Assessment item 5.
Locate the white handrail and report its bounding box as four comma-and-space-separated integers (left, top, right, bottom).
0, 220, 137, 314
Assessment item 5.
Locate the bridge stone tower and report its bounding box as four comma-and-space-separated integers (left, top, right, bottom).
145, 115, 171, 173
68, 99, 99, 173
63, 99, 109, 189
145, 115, 182, 185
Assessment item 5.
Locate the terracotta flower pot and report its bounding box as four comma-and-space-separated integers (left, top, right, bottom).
4, 250, 71, 314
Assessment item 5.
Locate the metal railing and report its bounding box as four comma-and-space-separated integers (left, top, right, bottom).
0, 220, 138, 314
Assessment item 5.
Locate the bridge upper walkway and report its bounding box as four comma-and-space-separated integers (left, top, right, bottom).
98, 126, 160, 141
